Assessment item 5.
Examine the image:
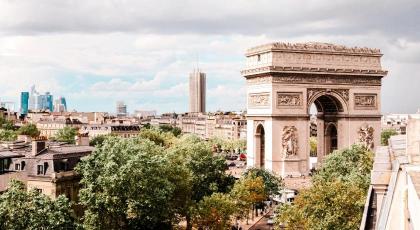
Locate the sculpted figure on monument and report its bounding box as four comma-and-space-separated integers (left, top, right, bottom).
282, 126, 298, 157
358, 125, 374, 150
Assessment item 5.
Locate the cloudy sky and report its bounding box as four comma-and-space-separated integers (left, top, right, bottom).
0, 0, 419, 114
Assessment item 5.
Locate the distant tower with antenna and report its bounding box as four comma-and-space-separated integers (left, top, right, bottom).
189, 58, 206, 113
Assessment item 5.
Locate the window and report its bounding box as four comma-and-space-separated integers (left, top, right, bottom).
37, 165, 44, 175
257, 54, 261, 61
35, 188, 43, 193
21, 161, 25, 170
15, 163, 21, 171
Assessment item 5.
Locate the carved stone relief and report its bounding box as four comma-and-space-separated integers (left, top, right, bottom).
277, 92, 302, 107
358, 125, 374, 150
282, 126, 298, 157
354, 94, 377, 109
307, 88, 349, 105
248, 93, 270, 108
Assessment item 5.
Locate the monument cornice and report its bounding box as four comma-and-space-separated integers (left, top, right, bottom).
241, 66, 388, 77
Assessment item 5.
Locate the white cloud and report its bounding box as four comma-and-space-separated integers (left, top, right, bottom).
0, 0, 419, 113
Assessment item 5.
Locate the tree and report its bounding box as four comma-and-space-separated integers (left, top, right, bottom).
233, 139, 247, 153
76, 136, 183, 229
89, 134, 117, 147
17, 123, 40, 138
139, 128, 174, 148
0, 180, 75, 230
0, 116, 14, 130
243, 168, 283, 197
167, 134, 236, 229
193, 193, 237, 230
381, 128, 398, 145
276, 180, 367, 230
159, 124, 182, 137
309, 136, 317, 156
313, 144, 373, 189
230, 175, 266, 221
275, 145, 374, 229
54, 126, 78, 144
0, 129, 17, 141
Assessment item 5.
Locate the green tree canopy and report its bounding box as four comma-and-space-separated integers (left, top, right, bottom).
381, 128, 398, 145
276, 144, 374, 229
167, 134, 236, 229
309, 136, 317, 156
276, 180, 367, 230
76, 136, 184, 230
89, 134, 117, 147
54, 126, 78, 144
313, 144, 373, 189
193, 193, 237, 230
0, 180, 75, 230
17, 123, 40, 138
0, 129, 17, 141
159, 124, 182, 137
139, 128, 174, 147
243, 168, 283, 197
0, 116, 15, 130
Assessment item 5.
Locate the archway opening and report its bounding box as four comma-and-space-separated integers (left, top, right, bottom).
255, 124, 265, 169
325, 123, 338, 154
309, 94, 344, 168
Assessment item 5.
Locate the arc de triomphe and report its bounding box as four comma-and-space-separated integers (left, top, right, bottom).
243, 42, 387, 177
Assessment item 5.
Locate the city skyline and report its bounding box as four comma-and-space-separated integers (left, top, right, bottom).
0, 0, 419, 114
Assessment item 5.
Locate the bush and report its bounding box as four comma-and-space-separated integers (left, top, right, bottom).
381, 128, 398, 146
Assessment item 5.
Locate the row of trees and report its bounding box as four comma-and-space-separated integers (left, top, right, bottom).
0, 119, 78, 144
77, 129, 282, 229
275, 145, 374, 230
0, 123, 40, 141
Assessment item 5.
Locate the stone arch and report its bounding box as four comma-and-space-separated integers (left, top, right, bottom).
254, 123, 265, 169
308, 92, 346, 158
307, 90, 349, 115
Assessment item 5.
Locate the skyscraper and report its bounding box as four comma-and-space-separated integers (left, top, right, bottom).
20, 92, 29, 115
54, 97, 67, 112
28, 85, 54, 112
116, 101, 127, 117
60, 97, 67, 111
189, 69, 206, 113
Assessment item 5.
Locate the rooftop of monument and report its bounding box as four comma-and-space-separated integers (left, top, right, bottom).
246, 42, 383, 56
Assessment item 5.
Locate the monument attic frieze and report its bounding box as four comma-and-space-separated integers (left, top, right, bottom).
242, 42, 388, 77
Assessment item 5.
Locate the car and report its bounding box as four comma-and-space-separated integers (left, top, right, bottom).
228, 162, 236, 167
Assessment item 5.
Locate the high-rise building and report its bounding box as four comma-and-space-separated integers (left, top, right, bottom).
116, 101, 127, 117
61, 97, 67, 111
189, 69, 206, 113
20, 92, 29, 115
53, 97, 67, 112
28, 85, 54, 112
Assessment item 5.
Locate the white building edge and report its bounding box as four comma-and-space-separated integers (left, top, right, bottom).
361, 114, 420, 230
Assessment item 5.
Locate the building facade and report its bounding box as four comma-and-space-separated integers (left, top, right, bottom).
20, 92, 29, 115
189, 69, 206, 113
80, 124, 140, 139
0, 138, 94, 209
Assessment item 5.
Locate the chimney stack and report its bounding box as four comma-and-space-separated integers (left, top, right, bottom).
76, 133, 90, 146
32, 136, 47, 156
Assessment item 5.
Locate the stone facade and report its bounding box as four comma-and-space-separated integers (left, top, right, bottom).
244, 42, 387, 177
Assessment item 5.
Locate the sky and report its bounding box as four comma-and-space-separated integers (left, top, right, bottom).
0, 0, 419, 114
